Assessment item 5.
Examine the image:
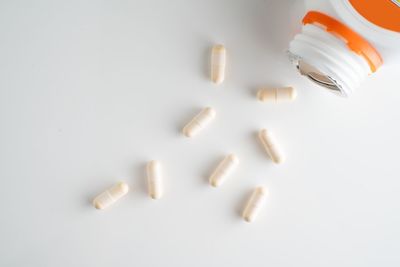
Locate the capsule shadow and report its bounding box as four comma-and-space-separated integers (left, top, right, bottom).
234, 187, 254, 218
252, 130, 270, 160
131, 161, 148, 197
177, 106, 203, 136
201, 154, 226, 186
203, 45, 212, 80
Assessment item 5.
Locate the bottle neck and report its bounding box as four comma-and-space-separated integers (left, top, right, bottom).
288, 24, 371, 97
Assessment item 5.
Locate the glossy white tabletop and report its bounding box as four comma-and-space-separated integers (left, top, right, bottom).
0, 0, 399, 266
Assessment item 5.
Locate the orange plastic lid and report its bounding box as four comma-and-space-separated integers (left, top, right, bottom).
303, 11, 383, 73
349, 0, 400, 33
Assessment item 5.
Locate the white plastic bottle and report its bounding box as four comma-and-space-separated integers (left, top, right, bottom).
288, 0, 400, 97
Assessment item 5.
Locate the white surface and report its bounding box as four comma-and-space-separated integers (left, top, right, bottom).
0, 1, 399, 266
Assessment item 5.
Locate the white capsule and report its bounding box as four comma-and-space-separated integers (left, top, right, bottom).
93, 182, 129, 210
182, 107, 216, 138
242, 186, 268, 223
257, 86, 297, 103
259, 129, 285, 164
211, 44, 226, 84
209, 154, 239, 187
147, 160, 163, 199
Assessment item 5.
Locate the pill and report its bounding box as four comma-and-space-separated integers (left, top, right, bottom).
257, 86, 297, 103
259, 129, 285, 164
211, 44, 226, 84
182, 107, 216, 137
93, 181, 129, 210
242, 186, 268, 223
209, 154, 239, 187
147, 160, 163, 199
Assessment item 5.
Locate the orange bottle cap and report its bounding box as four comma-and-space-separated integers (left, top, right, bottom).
349, 0, 400, 33
303, 11, 383, 73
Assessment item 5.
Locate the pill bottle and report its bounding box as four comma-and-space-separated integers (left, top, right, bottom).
288, 0, 400, 97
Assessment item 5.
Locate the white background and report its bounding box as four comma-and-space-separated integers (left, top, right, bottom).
1, 1, 399, 266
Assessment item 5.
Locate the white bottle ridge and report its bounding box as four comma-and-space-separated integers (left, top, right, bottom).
288, 0, 400, 97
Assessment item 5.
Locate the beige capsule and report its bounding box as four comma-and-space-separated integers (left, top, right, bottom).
147, 160, 163, 199
93, 182, 129, 210
182, 107, 216, 137
242, 186, 268, 223
211, 44, 226, 84
209, 154, 239, 187
259, 129, 285, 164
257, 86, 297, 103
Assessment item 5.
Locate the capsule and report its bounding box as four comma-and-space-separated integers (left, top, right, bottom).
257, 86, 297, 103
211, 44, 226, 84
259, 129, 285, 164
242, 186, 268, 222
209, 154, 239, 187
93, 182, 129, 210
182, 107, 216, 137
147, 160, 163, 199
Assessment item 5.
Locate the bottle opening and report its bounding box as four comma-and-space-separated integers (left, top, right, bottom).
297, 60, 342, 93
